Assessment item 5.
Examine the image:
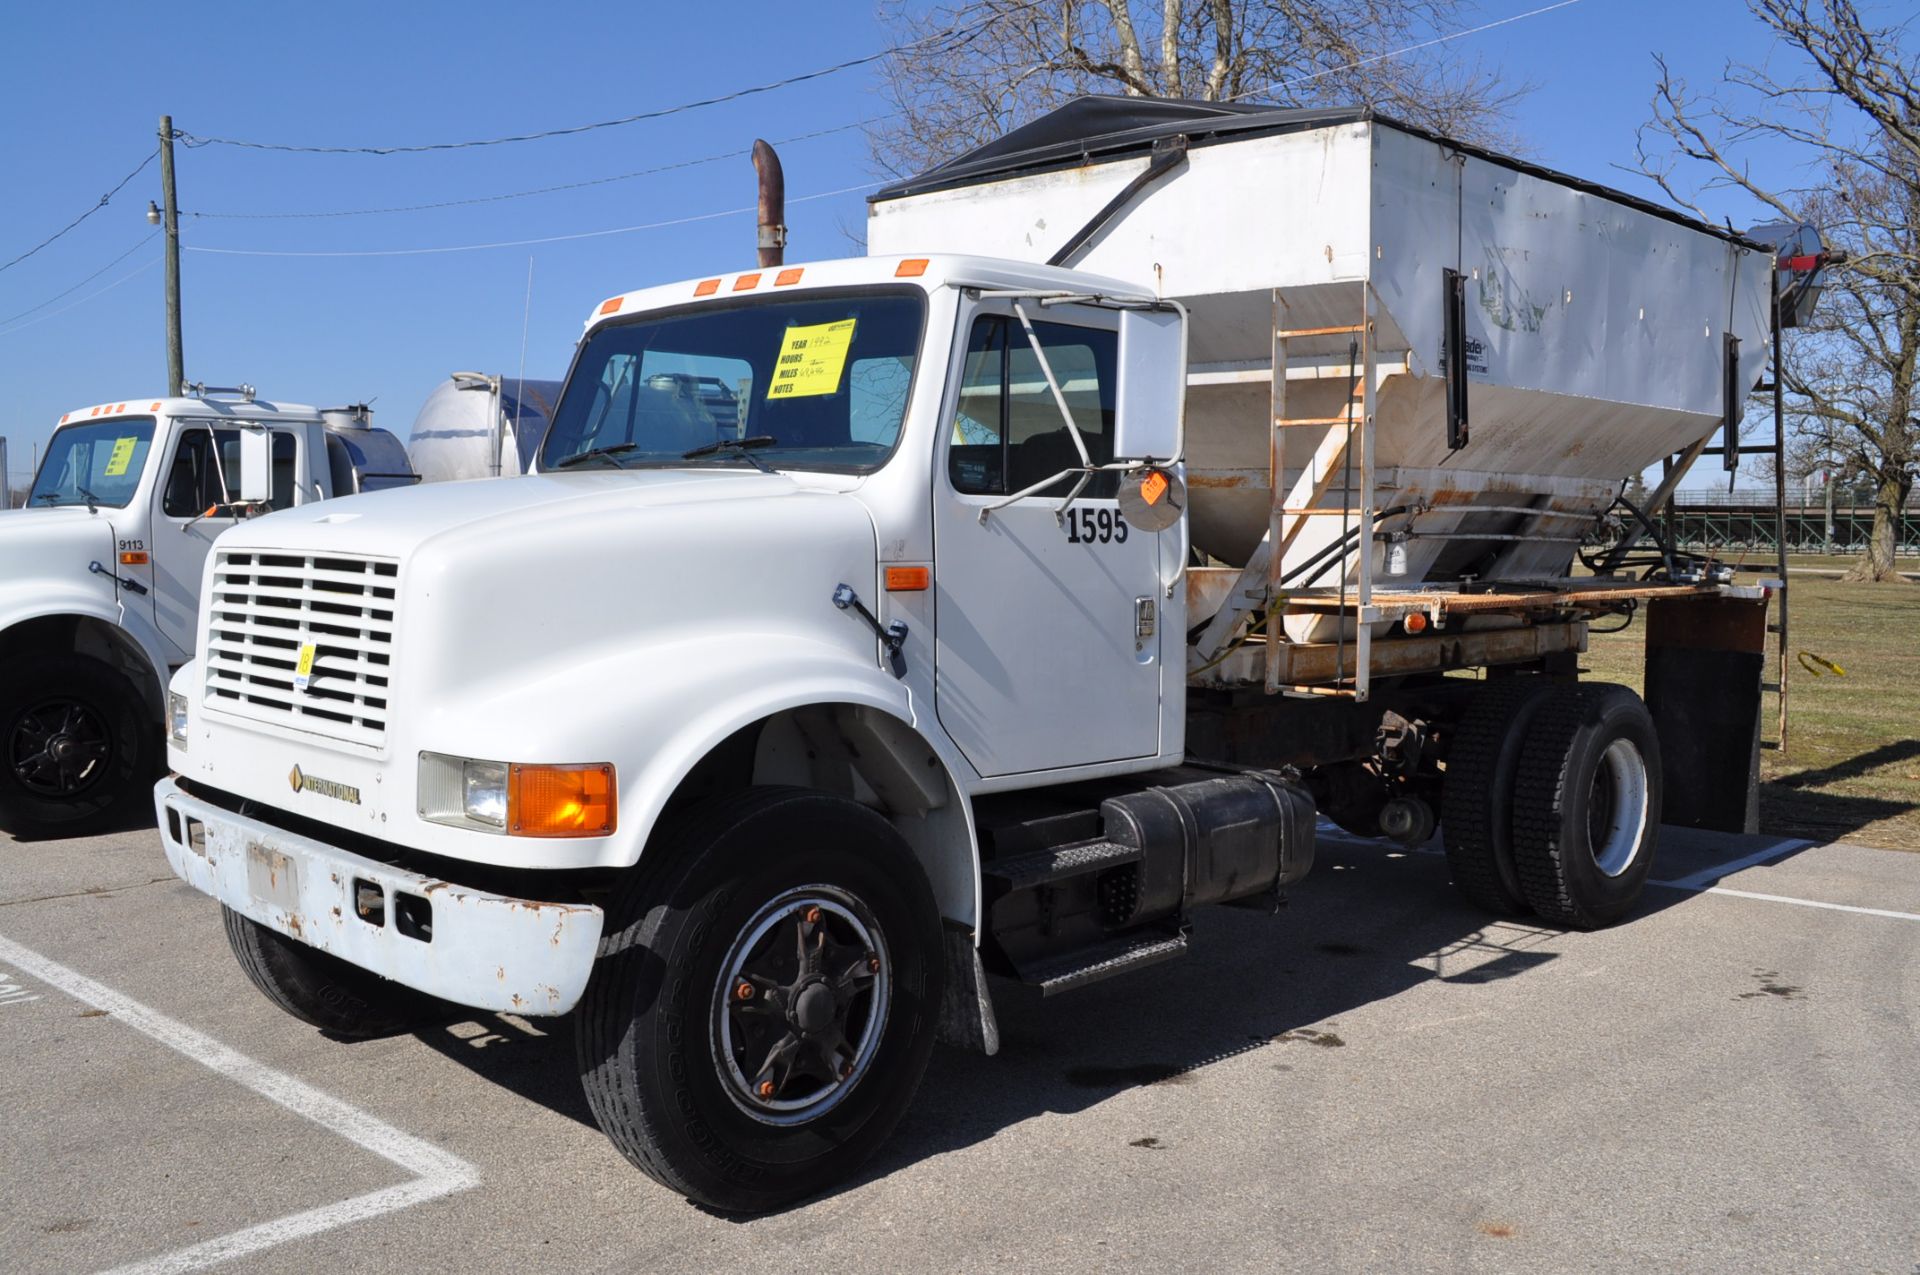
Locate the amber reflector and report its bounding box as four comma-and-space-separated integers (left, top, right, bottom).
509, 763, 616, 837
885, 566, 930, 592
1404, 612, 1428, 634
895, 259, 929, 277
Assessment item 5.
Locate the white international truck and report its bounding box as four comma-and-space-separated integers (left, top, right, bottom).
0, 389, 416, 839
154, 101, 1824, 1212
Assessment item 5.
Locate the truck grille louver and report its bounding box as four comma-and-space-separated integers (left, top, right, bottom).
204, 550, 398, 747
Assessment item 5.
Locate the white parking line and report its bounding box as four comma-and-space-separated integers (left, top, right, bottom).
0, 930, 479, 1275
1648, 882, 1920, 923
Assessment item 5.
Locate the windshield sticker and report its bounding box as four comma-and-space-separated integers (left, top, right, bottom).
768, 319, 856, 400
103, 436, 139, 477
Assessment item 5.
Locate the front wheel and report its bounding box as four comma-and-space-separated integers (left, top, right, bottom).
0, 653, 158, 841
576, 788, 944, 1213
223, 906, 445, 1038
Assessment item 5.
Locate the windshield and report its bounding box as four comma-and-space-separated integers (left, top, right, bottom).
542, 288, 926, 474
28, 417, 157, 509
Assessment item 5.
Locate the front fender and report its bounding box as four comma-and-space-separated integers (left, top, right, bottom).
0, 580, 172, 709
412, 629, 977, 866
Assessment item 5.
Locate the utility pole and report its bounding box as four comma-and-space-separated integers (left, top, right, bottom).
157, 115, 184, 396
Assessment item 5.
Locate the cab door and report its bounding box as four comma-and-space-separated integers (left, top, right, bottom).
151, 425, 302, 660
931, 302, 1165, 777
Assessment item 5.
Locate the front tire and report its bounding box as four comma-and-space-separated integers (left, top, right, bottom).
576, 787, 943, 1213
0, 653, 158, 841
1511, 684, 1662, 930
223, 906, 443, 1038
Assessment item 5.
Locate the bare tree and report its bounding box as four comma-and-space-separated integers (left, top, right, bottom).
869, 1, 1526, 179
1637, 0, 1918, 583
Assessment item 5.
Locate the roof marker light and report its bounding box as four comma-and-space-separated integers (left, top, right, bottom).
733, 273, 762, 291
694, 278, 722, 296
598, 297, 623, 316
775, 268, 804, 286
895, 259, 929, 278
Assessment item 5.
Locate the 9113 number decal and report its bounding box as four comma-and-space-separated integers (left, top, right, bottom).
1063, 507, 1128, 544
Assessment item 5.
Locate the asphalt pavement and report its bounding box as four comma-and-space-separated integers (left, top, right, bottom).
2, 815, 1916, 1273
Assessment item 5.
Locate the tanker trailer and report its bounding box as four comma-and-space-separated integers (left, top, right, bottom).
872, 97, 1815, 921
405, 372, 564, 482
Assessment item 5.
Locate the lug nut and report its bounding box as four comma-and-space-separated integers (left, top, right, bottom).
804, 906, 822, 924
866, 953, 881, 973
839, 1060, 854, 1079
734, 981, 754, 1001
757, 1080, 776, 1098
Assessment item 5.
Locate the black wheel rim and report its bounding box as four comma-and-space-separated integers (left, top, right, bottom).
710, 884, 890, 1127
8, 697, 114, 798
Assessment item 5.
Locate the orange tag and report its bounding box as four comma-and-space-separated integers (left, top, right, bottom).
1140, 471, 1169, 506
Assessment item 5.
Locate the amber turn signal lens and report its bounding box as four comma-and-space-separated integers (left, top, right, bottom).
509, 763, 616, 837
885, 566, 930, 591
119, 550, 149, 566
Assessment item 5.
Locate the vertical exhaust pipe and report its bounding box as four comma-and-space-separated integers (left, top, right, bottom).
752, 139, 787, 268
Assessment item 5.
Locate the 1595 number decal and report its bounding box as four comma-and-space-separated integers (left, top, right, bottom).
1063, 507, 1128, 544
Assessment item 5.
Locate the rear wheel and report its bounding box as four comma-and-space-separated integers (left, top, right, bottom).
1440, 676, 1558, 915
223, 906, 444, 1038
1511, 684, 1662, 929
0, 653, 157, 841
576, 787, 943, 1214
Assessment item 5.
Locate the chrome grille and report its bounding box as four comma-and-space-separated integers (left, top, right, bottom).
204, 550, 398, 746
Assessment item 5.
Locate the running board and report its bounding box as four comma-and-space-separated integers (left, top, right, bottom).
1020, 930, 1189, 997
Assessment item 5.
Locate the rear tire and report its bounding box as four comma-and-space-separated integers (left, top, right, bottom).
576, 787, 943, 1214
1440, 676, 1558, 915
0, 653, 158, 841
223, 906, 443, 1038
1511, 684, 1662, 930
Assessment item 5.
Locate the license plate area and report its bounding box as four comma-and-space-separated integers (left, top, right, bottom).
246, 841, 300, 911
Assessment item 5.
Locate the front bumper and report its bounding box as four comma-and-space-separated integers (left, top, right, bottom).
155, 776, 604, 1015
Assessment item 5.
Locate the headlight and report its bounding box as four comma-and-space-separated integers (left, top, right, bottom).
462, 759, 508, 827
168, 691, 189, 749
419, 752, 615, 838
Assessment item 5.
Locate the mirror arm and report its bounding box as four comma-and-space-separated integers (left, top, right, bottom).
1011, 301, 1094, 469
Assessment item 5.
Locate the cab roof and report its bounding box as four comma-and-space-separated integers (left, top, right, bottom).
56, 396, 326, 427
584, 253, 1159, 331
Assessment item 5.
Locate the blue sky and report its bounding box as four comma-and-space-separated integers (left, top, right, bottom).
0, 0, 1824, 487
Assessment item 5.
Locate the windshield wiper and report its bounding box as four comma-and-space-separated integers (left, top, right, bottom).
682, 435, 779, 475
554, 443, 637, 470
34, 487, 99, 512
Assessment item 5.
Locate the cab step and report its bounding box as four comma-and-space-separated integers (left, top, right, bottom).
984, 839, 1139, 892
1020, 929, 1188, 997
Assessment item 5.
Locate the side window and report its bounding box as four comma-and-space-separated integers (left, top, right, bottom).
160, 429, 299, 516
161, 429, 238, 516
270, 430, 297, 509
948, 315, 1118, 498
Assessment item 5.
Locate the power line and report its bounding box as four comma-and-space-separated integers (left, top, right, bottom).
0, 256, 161, 340
0, 231, 160, 327
0, 149, 158, 275
180, 182, 880, 258
174, 6, 1033, 156
185, 119, 880, 220
1226, 0, 1586, 102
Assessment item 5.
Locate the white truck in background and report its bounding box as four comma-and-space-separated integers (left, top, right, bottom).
0, 388, 417, 839
153, 101, 1819, 1213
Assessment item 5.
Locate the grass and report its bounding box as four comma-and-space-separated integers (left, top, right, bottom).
1579, 572, 1920, 851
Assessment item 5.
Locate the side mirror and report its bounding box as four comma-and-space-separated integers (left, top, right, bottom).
237, 427, 273, 504
1113, 305, 1186, 462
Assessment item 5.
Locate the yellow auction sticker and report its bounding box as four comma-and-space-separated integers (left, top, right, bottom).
294, 642, 317, 692
767, 319, 856, 400
103, 436, 138, 478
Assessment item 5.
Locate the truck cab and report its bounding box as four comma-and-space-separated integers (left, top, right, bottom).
1, 390, 414, 839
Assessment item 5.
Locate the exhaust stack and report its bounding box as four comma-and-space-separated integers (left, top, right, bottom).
752, 139, 787, 268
